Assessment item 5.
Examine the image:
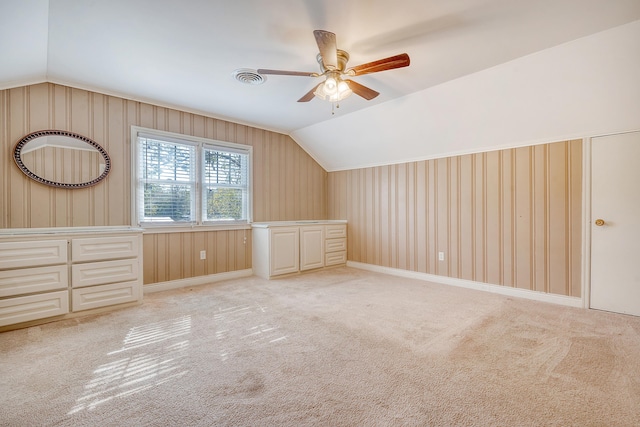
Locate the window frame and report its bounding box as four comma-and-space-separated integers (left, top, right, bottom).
131, 126, 252, 231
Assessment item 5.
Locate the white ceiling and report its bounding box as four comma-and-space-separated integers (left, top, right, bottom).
2, 0, 640, 170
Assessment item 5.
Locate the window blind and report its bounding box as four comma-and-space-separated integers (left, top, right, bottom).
138, 137, 196, 223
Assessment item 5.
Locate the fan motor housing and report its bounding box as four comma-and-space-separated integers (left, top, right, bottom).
317, 49, 350, 73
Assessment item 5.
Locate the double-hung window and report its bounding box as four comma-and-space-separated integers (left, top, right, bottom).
132, 127, 251, 227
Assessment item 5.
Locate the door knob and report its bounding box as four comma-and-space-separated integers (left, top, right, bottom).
594, 219, 605, 226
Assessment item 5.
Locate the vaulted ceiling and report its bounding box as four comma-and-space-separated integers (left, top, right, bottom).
2, 0, 640, 170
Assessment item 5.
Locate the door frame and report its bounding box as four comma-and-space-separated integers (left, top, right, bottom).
582, 129, 640, 310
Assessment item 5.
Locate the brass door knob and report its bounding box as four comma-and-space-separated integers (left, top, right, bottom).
595, 219, 605, 226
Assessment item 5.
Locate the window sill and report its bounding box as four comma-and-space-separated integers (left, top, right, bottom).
140, 223, 251, 234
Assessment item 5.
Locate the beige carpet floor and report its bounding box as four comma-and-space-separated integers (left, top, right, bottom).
1, 267, 639, 426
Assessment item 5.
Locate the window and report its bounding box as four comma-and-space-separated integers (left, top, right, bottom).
132, 127, 251, 227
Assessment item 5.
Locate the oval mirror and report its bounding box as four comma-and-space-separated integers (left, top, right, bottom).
13, 130, 111, 188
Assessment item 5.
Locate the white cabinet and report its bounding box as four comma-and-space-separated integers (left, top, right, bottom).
300, 226, 325, 271
252, 222, 346, 279
324, 224, 347, 266
0, 228, 142, 331
0, 240, 69, 327
269, 227, 300, 276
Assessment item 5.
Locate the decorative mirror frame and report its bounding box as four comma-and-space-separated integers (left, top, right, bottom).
13, 130, 111, 189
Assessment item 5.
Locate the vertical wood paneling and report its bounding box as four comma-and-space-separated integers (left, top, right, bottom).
548, 142, 567, 295
514, 146, 532, 290
485, 151, 501, 285
473, 154, 485, 282
397, 163, 408, 270
2, 82, 327, 286
436, 158, 448, 277
327, 140, 582, 298
570, 140, 582, 297
535, 145, 549, 293
501, 151, 514, 287
416, 162, 427, 273
379, 166, 390, 267
426, 160, 436, 274
459, 155, 474, 281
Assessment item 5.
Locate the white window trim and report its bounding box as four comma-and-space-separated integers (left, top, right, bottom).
131, 126, 253, 231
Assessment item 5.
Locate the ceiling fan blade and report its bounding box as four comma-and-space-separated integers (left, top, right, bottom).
298, 83, 322, 102
257, 69, 318, 77
347, 53, 410, 76
313, 30, 338, 70
345, 80, 379, 100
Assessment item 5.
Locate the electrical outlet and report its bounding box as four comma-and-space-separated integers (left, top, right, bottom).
438, 252, 445, 261
200, 250, 206, 260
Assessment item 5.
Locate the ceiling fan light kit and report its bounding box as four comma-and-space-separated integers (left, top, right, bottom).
256, 30, 410, 107
313, 72, 353, 102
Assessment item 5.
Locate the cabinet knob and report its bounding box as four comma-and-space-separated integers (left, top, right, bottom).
594, 219, 605, 226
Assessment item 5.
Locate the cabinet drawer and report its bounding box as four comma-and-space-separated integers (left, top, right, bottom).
325, 237, 347, 253
72, 280, 140, 312
0, 290, 69, 327
0, 265, 68, 298
325, 224, 347, 239
72, 258, 138, 288
0, 240, 67, 269
325, 251, 347, 266
72, 235, 139, 262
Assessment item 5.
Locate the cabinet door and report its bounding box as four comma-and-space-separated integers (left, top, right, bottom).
300, 226, 325, 271
270, 228, 299, 276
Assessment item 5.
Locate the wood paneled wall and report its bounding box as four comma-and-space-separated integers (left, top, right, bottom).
328, 140, 582, 297
142, 229, 251, 285
1, 83, 327, 284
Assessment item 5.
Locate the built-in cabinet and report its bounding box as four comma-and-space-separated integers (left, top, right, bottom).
268, 227, 300, 277
300, 226, 325, 271
252, 221, 347, 279
0, 228, 142, 331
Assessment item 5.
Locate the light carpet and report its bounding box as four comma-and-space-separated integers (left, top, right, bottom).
1, 267, 639, 426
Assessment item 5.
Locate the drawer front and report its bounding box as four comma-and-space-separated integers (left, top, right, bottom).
325, 251, 347, 266
325, 224, 347, 239
72, 258, 138, 288
0, 240, 67, 269
325, 237, 347, 253
0, 265, 68, 298
0, 290, 69, 327
72, 235, 139, 262
72, 280, 140, 312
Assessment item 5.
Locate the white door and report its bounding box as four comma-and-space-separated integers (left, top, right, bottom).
590, 131, 640, 316
270, 228, 299, 276
300, 226, 324, 271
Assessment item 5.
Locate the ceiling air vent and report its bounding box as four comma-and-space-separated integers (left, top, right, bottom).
232, 68, 265, 85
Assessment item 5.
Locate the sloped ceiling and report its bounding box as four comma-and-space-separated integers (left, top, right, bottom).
1, 0, 640, 170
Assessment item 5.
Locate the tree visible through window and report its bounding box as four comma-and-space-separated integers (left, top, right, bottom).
141, 139, 195, 222
135, 129, 251, 226
203, 149, 248, 221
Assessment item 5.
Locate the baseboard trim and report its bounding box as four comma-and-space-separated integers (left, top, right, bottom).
143, 269, 253, 294
347, 261, 583, 308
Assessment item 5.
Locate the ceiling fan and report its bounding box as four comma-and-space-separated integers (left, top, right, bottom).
257, 30, 410, 103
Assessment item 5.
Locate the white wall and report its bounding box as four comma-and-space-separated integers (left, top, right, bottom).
292, 20, 640, 171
